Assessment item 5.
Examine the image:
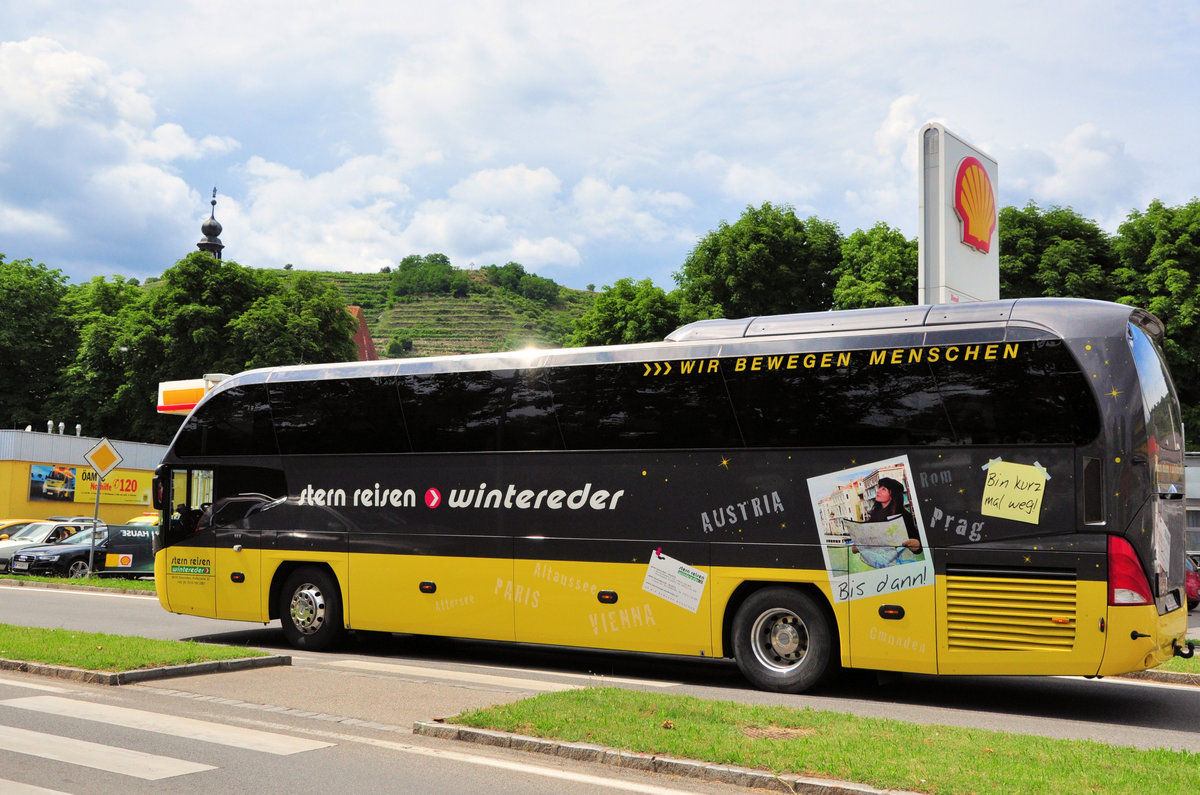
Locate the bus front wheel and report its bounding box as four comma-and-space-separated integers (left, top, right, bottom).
280, 568, 345, 651
732, 587, 834, 693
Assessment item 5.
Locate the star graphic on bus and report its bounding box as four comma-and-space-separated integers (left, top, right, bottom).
719, 456, 731, 469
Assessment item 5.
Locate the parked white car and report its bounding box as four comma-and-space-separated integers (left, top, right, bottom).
0, 521, 95, 573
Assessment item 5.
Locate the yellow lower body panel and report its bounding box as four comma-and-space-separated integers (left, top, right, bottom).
348, 553, 514, 641
1098, 600, 1189, 676
515, 558, 712, 656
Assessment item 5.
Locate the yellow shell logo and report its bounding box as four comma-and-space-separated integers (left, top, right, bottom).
953, 157, 996, 254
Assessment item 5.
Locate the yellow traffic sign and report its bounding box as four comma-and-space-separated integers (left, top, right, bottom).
85, 437, 123, 480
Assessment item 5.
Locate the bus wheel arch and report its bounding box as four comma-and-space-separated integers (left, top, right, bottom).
729, 584, 838, 694
275, 564, 346, 651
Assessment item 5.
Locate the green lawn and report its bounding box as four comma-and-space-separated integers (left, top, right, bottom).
453, 687, 1199, 795
0, 624, 267, 671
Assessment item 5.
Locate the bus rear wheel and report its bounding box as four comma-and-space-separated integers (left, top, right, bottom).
280, 568, 345, 651
732, 587, 834, 693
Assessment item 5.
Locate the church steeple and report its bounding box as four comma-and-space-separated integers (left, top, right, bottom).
197, 187, 224, 259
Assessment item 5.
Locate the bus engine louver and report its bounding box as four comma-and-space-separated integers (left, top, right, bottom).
945, 575, 1077, 651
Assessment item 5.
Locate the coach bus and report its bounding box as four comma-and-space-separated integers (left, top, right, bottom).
152, 297, 1194, 693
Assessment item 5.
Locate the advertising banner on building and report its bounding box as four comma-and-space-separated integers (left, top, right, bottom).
27, 464, 152, 506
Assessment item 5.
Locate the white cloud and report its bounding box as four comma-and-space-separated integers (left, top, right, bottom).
571, 178, 692, 243
0, 3, 1196, 289
721, 163, 818, 207
0, 203, 69, 239
448, 166, 562, 209
136, 124, 239, 162
1034, 124, 1142, 211
0, 38, 152, 134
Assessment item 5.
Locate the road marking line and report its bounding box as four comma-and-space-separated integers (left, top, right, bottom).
0, 725, 213, 780
0, 677, 69, 693
1, 696, 332, 755
329, 660, 581, 692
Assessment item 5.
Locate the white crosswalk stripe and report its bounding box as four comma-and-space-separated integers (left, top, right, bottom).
0, 778, 70, 794
1, 696, 333, 755
0, 725, 215, 780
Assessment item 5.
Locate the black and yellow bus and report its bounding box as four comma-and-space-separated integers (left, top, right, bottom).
152, 297, 1194, 692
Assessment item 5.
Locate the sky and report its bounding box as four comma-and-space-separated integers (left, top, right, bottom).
1, 1, 1196, 292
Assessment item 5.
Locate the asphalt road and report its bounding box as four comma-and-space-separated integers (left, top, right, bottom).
0, 581, 1198, 794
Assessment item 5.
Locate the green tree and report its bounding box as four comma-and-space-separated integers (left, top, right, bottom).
998, 203, 1116, 300
54, 275, 148, 436
482, 261, 562, 304
567, 278, 680, 346
0, 255, 73, 430
674, 203, 842, 320
228, 271, 356, 369
59, 253, 360, 442
481, 262, 527, 291
392, 253, 470, 297
386, 332, 414, 356
1111, 199, 1200, 429
832, 223, 918, 309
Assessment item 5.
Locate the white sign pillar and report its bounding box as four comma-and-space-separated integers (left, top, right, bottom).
918, 123, 1000, 305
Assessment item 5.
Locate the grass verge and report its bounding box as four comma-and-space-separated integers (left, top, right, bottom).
0, 624, 267, 672
0, 573, 156, 593
453, 687, 1197, 795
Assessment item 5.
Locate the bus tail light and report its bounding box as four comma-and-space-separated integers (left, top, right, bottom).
1108, 536, 1153, 606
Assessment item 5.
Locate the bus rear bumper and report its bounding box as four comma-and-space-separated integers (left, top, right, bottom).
1097, 602, 1189, 675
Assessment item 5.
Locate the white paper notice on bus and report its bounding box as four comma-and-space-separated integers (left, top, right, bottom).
642, 548, 707, 613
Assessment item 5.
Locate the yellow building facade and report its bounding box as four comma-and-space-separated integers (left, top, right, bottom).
0, 430, 166, 525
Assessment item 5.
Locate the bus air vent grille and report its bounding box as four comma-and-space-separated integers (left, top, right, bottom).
944, 576, 1077, 651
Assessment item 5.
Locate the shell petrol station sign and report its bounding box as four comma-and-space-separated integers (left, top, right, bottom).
157, 373, 230, 415
918, 122, 1000, 305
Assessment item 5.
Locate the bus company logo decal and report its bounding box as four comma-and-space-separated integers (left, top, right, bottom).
425, 488, 441, 508
169, 555, 211, 575
954, 156, 996, 254
297, 481, 625, 511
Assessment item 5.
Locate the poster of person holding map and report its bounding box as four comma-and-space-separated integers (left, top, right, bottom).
807, 456, 932, 603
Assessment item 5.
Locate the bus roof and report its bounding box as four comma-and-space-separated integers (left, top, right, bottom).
202, 297, 1157, 395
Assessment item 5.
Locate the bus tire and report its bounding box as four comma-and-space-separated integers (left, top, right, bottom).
280, 568, 345, 651
732, 587, 833, 693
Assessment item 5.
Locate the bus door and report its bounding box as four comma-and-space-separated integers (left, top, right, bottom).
158, 468, 216, 617
208, 495, 268, 621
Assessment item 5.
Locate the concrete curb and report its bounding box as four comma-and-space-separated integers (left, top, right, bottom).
412, 720, 920, 794
1115, 668, 1200, 687
0, 654, 290, 685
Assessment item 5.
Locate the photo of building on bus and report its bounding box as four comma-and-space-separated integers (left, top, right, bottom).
150, 297, 1194, 694
809, 457, 931, 602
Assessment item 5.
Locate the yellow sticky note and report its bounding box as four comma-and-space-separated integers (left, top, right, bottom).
981, 461, 1048, 524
